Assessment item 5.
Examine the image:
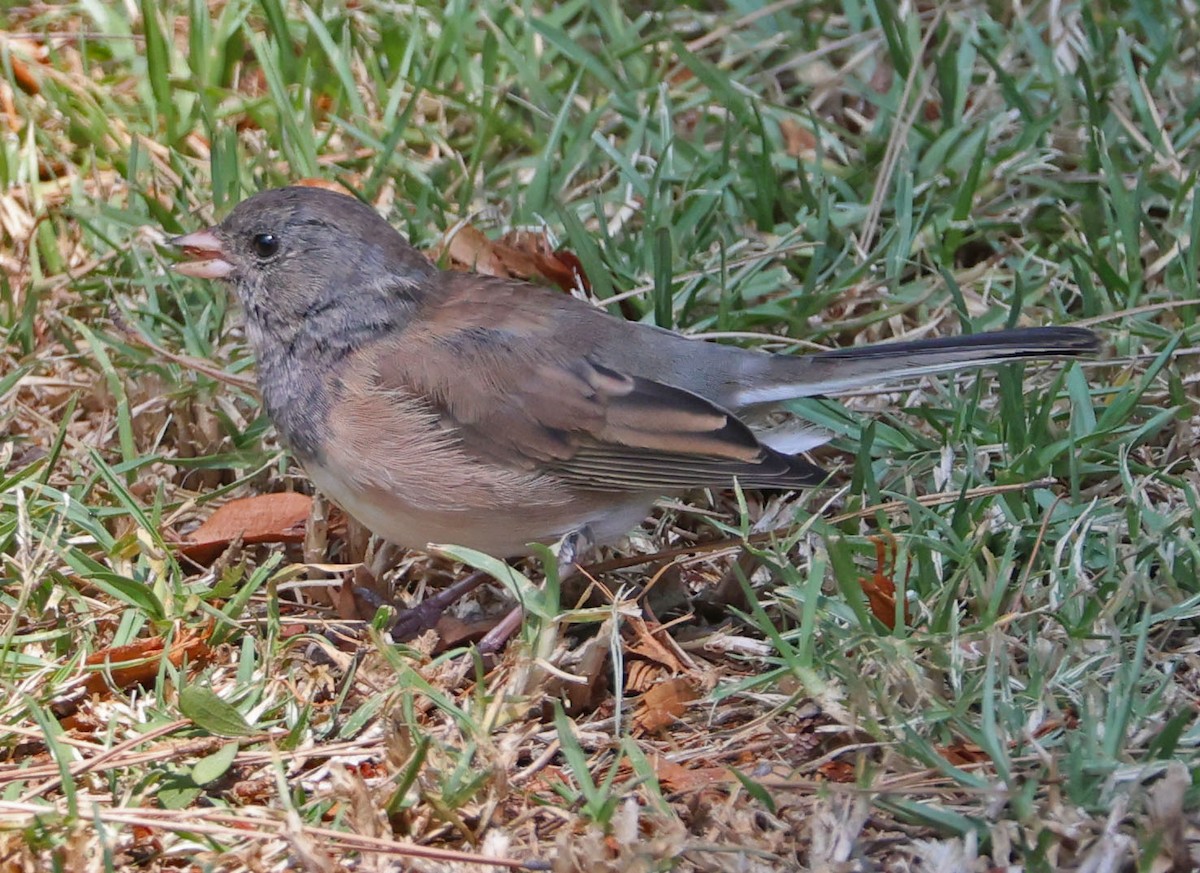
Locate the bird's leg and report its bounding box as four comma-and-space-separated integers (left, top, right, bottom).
388, 527, 597, 647
387, 569, 490, 642
553, 525, 596, 583
477, 526, 594, 654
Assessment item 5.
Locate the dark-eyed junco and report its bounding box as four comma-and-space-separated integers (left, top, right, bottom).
170, 186, 1099, 558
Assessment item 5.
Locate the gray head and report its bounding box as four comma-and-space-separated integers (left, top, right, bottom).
171, 186, 435, 338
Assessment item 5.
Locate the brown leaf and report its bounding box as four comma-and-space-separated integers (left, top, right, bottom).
780, 119, 817, 157
4, 37, 48, 95
489, 232, 546, 280
869, 62, 894, 94
860, 572, 899, 628
667, 66, 695, 87
334, 574, 364, 621
625, 617, 686, 674
652, 756, 731, 792
10, 55, 40, 96
858, 533, 911, 629
1147, 761, 1192, 873
433, 224, 590, 293
938, 740, 989, 767
231, 778, 273, 804
544, 249, 590, 293
635, 678, 697, 733
438, 224, 507, 277
433, 614, 501, 650
293, 178, 354, 196
817, 760, 857, 783
498, 229, 591, 293
84, 629, 213, 695
178, 492, 312, 563
627, 660, 667, 694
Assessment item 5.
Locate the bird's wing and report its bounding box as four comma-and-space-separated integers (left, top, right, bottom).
364, 276, 828, 493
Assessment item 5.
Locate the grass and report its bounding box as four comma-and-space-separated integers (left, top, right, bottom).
2, 0, 1200, 869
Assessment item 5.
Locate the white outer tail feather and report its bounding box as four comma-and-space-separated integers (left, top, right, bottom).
733, 355, 1041, 406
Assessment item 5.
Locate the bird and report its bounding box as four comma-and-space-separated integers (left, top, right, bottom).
170, 186, 1099, 560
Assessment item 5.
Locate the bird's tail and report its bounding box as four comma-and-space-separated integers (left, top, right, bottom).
733, 326, 1100, 407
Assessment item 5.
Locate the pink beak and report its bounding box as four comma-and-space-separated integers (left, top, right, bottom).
171, 228, 234, 280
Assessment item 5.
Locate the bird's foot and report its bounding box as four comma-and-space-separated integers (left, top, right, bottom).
553, 525, 595, 583
387, 569, 489, 642
477, 526, 595, 654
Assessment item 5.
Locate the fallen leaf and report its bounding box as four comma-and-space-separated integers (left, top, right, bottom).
432, 614, 501, 650
433, 224, 590, 293
652, 756, 732, 793
231, 779, 273, 804
780, 119, 817, 157
334, 574, 364, 622
498, 229, 591, 292
10, 55, 40, 96
293, 178, 354, 195
84, 628, 213, 695
556, 620, 613, 716
635, 678, 697, 733
625, 616, 686, 674
870, 61, 894, 94
860, 572, 899, 628
817, 760, 857, 783
938, 740, 989, 767
1146, 761, 1192, 873
177, 492, 312, 563
667, 66, 695, 87
3, 36, 47, 95
627, 660, 667, 694
439, 224, 507, 276
858, 533, 912, 629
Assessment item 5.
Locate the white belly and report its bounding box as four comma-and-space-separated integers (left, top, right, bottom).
304, 461, 652, 557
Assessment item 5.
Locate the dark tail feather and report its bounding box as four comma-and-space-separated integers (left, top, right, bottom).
812, 326, 1099, 362
734, 326, 1100, 406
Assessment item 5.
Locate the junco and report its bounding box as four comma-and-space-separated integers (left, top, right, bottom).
170, 186, 1099, 559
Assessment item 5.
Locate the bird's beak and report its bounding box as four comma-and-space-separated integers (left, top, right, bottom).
170, 228, 234, 279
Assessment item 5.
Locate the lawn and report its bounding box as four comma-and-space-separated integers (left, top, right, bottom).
2, 1, 1199, 870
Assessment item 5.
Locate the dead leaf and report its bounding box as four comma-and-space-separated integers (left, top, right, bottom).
652, 756, 732, 793
3, 36, 47, 95
635, 678, 697, 733
667, 66, 695, 87
433, 224, 590, 293
84, 628, 213, 695
177, 492, 312, 563
1146, 761, 1192, 873
858, 533, 911, 629
432, 614, 500, 651
438, 224, 507, 276
625, 616, 686, 674
870, 61, 894, 94
293, 178, 354, 195
780, 119, 817, 157
555, 620, 613, 715
498, 229, 591, 293
817, 760, 857, 783
11, 55, 40, 96
334, 574, 363, 622
937, 739, 988, 767
627, 660, 667, 694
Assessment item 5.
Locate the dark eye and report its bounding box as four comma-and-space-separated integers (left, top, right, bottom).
252, 233, 280, 259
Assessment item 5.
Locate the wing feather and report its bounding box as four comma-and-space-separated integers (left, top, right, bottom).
364, 279, 830, 493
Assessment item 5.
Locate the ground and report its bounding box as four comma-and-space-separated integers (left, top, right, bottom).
1, 1, 1199, 871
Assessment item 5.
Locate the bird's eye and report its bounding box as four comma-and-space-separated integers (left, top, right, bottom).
252, 233, 280, 259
